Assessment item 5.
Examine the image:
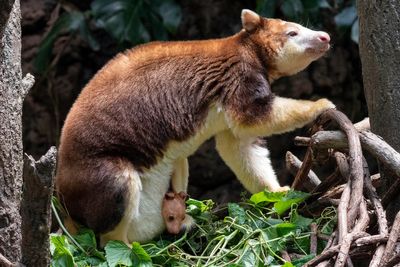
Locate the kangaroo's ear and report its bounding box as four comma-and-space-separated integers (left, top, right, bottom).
241, 9, 261, 33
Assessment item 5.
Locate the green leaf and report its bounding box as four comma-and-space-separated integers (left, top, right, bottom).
34, 11, 99, 73
281, 0, 304, 20
158, 0, 182, 34
273, 191, 310, 215
104, 240, 152, 267
73, 228, 97, 250
262, 223, 296, 251
250, 191, 286, 205
290, 210, 313, 230
334, 6, 357, 27
50, 234, 75, 267
281, 262, 295, 267
105, 240, 133, 267
237, 240, 260, 267
256, 0, 278, 18
131, 242, 152, 267
228, 203, 246, 224
292, 254, 315, 266
351, 19, 359, 44
186, 198, 213, 214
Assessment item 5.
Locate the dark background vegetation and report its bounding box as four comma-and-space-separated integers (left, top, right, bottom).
21, 0, 364, 203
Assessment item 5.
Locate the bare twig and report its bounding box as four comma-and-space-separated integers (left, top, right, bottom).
0, 252, 15, 267
304, 245, 340, 267
311, 223, 318, 255
286, 151, 321, 190
380, 211, 400, 266
383, 253, 400, 267
362, 157, 389, 267
335, 200, 369, 267
337, 182, 351, 244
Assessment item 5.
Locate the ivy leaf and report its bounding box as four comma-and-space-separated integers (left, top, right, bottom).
273, 191, 310, 215
281, 262, 295, 267
237, 239, 260, 267
131, 242, 152, 267
290, 210, 313, 230
228, 203, 246, 224
50, 234, 75, 267
105, 240, 133, 267
250, 191, 286, 205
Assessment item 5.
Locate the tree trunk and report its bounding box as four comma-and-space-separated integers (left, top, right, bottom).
21, 147, 56, 267
357, 1, 400, 220
0, 0, 33, 262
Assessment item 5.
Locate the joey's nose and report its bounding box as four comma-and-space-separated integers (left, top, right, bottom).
318, 32, 330, 43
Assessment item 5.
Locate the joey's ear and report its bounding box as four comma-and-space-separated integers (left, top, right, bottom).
178, 191, 188, 200
241, 9, 261, 32
165, 192, 175, 200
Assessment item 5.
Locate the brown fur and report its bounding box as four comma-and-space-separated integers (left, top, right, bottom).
56, 13, 329, 236
162, 191, 188, 235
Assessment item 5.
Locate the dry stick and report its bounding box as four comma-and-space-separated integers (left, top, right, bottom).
0, 253, 15, 267
292, 147, 315, 190
337, 182, 351, 244
384, 253, 400, 267
380, 211, 400, 266
286, 151, 321, 190
355, 235, 388, 246
323, 110, 364, 229
334, 152, 350, 181
304, 245, 340, 267
335, 200, 370, 267
311, 223, 318, 255
362, 157, 389, 267
292, 114, 329, 190
311, 169, 341, 195
302, 130, 400, 179
382, 177, 400, 208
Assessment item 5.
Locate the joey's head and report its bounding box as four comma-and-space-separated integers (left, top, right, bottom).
162, 191, 188, 235
240, 9, 330, 80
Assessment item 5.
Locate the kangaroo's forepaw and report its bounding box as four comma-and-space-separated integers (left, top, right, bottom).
272, 185, 291, 192
314, 98, 336, 113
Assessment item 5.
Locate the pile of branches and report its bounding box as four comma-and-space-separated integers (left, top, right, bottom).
286, 109, 400, 267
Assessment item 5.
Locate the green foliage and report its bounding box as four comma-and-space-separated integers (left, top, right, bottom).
35, 0, 181, 72
50, 190, 337, 267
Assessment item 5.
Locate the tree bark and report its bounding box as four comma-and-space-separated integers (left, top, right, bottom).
21, 147, 56, 267
357, 0, 400, 221
0, 0, 33, 262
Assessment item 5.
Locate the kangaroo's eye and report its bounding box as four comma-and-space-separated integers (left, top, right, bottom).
287, 31, 298, 37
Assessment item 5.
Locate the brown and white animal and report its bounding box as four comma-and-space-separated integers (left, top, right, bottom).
56, 9, 335, 246
162, 191, 190, 235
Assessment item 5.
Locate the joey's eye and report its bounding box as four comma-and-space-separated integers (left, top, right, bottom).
287, 31, 298, 37
168, 215, 175, 222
